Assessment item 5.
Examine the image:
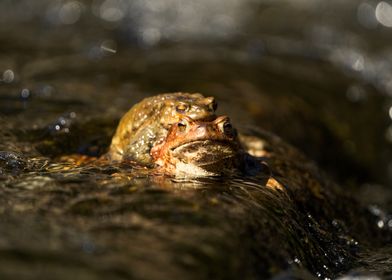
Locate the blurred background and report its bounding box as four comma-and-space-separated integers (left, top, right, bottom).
1, 0, 392, 206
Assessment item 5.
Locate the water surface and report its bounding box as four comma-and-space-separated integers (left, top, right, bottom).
1, 1, 392, 279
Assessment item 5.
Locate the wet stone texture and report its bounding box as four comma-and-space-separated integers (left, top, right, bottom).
2, 0, 392, 279
0, 113, 390, 279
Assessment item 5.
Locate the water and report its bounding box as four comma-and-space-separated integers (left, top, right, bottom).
1, 0, 392, 279
0, 160, 357, 279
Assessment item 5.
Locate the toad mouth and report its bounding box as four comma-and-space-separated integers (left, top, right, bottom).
171, 139, 239, 163
170, 139, 236, 152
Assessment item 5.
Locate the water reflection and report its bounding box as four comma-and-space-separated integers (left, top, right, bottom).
96, 0, 127, 22
1, 0, 392, 279
375, 1, 392, 27
0, 156, 351, 278
2, 69, 15, 83
100, 39, 117, 54
357, 2, 378, 29
46, 1, 84, 25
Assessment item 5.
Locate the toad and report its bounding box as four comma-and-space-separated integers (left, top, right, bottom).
108, 92, 217, 165
151, 115, 260, 177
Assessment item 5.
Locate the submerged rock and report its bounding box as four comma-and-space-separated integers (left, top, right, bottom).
0, 93, 390, 279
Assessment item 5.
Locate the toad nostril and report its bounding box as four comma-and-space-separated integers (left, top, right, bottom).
177, 115, 193, 132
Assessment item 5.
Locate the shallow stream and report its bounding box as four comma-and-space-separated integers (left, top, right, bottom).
1, 1, 392, 279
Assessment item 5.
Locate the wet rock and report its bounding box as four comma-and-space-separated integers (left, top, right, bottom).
0, 151, 27, 175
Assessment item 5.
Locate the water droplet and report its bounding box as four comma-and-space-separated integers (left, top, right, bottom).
99, 0, 126, 22
375, 1, 392, 27
2, 69, 14, 83
352, 55, 365, 71
59, 117, 67, 125
59, 1, 83, 25
141, 28, 161, 46
369, 205, 383, 216
100, 40, 117, 54
388, 106, 392, 120
20, 88, 30, 99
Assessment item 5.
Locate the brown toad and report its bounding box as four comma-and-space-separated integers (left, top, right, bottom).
108, 92, 217, 165
150, 115, 249, 176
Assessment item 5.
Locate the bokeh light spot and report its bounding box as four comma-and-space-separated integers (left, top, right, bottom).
2, 69, 14, 83
101, 40, 117, 53
357, 2, 378, 29
375, 1, 392, 27
20, 88, 30, 99
385, 125, 392, 142
59, 1, 83, 25
99, 0, 126, 22
141, 28, 161, 46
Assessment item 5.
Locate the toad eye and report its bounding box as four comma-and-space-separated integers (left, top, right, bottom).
176, 103, 189, 113
217, 119, 233, 136
223, 122, 233, 135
